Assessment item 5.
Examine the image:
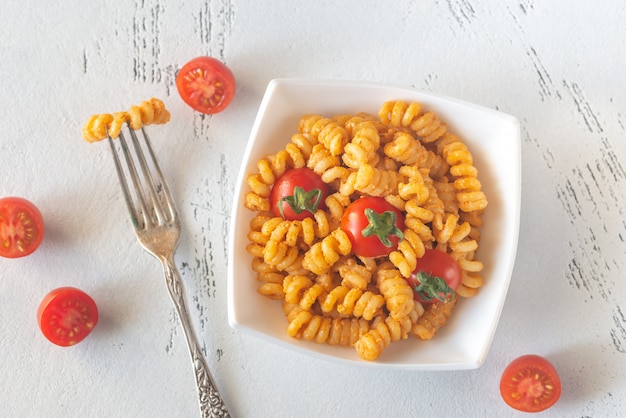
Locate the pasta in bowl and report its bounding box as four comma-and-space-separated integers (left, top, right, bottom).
228, 79, 520, 369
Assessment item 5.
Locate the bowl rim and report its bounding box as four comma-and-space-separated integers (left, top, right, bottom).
227, 78, 521, 370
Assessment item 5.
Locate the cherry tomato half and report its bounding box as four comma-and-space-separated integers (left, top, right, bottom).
37, 287, 99, 347
176, 56, 235, 114
340, 197, 404, 258
0, 196, 44, 258
270, 168, 329, 221
406, 249, 461, 303
500, 354, 562, 413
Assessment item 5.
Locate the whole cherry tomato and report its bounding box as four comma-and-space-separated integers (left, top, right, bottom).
406, 249, 461, 303
270, 168, 329, 221
340, 196, 404, 258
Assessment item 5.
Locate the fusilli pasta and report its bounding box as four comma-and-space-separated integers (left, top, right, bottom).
82, 98, 170, 143
243, 100, 489, 361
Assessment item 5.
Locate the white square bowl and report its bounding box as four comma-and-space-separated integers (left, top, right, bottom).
227, 79, 521, 370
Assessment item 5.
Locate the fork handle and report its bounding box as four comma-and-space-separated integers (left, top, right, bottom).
162, 256, 232, 418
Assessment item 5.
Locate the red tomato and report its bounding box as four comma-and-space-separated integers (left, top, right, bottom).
176, 56, 235, 114
37, 287, 99, 347
340, 197, 404, 258
500, 354, 562, 412
270, 168, 329, 221
406, 249, 461, 303
0, 196, 44, 258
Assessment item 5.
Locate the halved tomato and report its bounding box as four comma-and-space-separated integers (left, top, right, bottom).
0, 196, 44, 258
37, 287, 99, 347
176, 56, 236, 114
500, 354, 562, 412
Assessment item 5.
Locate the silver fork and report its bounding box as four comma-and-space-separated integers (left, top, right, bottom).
107, 124, 231, 418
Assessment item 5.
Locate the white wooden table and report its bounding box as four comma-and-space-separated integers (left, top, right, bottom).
1, 1, 625, 417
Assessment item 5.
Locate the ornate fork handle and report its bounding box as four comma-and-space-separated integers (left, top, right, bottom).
162, 255, 232, 418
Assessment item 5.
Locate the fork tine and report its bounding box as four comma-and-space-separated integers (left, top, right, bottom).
107, 128, 144, 229
107, 124, 178, 229
125, 126, 169, 226
136, 127, 178, 223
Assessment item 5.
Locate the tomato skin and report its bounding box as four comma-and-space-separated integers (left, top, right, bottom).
500, 354, 562, 413
340, 197, 404, 258
176, 56, 235, 114
37, 287, 99, 347
270, 168, 329, 221
407, 249, 461, 303
0, 196, 44, 258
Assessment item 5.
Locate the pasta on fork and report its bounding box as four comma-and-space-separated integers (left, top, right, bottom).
81, 97, 170, 142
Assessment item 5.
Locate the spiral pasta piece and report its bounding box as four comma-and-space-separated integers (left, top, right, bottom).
244, 174, 271, 212
307, 144, 345, 182
433, 179, 459, 214
419, 174, 446, 219
264, 143, 308, 180
82, 98, 170, 142
412, 297, 457, 340
397, 165, 429, 203
107, 112, 129, 138
449, 235, 484, 298
410, 111, 447, 143
389, 229, 426, 277
245, 213, 272, 257
128, 98, 170, 129
338, 258, 373, 290
354, 302, 423, 361
354, 164, 401, 196
433, 212, 460, 246
82, 114, 114, 143
260, 218, 298, 247
299, 114, 349, 156
384, 131, 423, 166
456, 272, 483, 298
298, 114, 328, 135
283, 303, 371, 346
342, 121, 380, 169
261, 210, 332, 247
439, 133, 488, 212
251, 257, 286, 300
318, 122, 349, 157
319, 285, 384, 321
387, 171, 434, 278
256, 271, 286, 300
263, 239, 302, 272
378, 101, 423, 127
323, 192, 351, 231
376, 265, 415, 320
282, 274, 326, 310
290, 133, 318, 160
302, 229, 352, 274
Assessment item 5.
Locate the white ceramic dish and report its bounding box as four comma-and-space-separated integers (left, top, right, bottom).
227, 79, 521, 370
